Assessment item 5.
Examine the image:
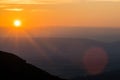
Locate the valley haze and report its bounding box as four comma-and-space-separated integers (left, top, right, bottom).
0, 27, 120, 42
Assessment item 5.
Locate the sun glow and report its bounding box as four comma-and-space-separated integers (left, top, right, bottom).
14, 20, 21, 27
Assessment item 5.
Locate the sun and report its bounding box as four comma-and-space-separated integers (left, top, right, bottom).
14, 20, 21, 27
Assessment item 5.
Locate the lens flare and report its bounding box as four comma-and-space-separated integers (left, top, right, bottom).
83, 47, 108, 75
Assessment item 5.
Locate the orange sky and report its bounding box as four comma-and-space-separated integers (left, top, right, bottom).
0, 0, 120, 27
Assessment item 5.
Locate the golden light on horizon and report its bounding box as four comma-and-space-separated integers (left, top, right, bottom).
14, 20, 21, 27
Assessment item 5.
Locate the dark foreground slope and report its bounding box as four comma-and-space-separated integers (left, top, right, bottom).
0, 51, 66, 80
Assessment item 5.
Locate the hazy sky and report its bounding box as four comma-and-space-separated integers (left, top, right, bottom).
0, 0, 120, 27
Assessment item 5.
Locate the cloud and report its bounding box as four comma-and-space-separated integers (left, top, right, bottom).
0, 5, 7, 8
89, 0, 120, 1
0, 0, 120, 4
0, 0, 75, 4
0, 0, 41, 4
3, 8, 24, 11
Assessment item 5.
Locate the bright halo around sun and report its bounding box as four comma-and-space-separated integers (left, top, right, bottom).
14, 20, 21, 27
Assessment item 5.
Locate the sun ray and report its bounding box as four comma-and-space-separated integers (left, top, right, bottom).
1, 18, 62, 65
18, 30, 54, 63
24, 33, 48, 57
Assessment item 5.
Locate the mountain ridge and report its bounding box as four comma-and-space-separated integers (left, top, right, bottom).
0, 50, 66, 80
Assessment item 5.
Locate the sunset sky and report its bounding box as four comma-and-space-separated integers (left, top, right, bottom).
0, 1, 120, 78
0, 0, 120, 28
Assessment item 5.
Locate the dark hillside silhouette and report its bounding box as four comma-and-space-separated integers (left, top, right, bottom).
0, 51, 66, 80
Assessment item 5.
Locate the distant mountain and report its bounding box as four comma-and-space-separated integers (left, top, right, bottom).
0, 38, 120, 78
104, 41, 120, 71
0, 51, 66, 80
1, 27, 120, 42
71, 70, 120, 80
